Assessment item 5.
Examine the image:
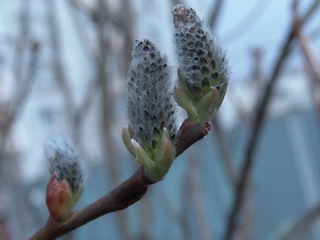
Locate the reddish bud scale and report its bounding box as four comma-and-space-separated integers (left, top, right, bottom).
46, 174, 72, 222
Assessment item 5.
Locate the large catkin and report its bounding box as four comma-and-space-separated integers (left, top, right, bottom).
127, 39, 177, 148
172, 4, 228, 101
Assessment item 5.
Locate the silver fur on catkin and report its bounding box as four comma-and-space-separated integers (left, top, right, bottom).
172, 4, 228, 98
127, 39, 177, 148
45, 136, 85, 193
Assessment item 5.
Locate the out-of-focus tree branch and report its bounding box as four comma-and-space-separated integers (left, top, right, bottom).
171, 0, 185, 7
293, 3, 320, 83
0, 41, 40, 161
46, 0, 75, 119
211, 116, 236, 187
13, 0, 31, 86
292, 0, 320, 118
222, 1, 320, 239
187, 149, 214, 240
277, 203, 320, 240
209, 0, 225, 30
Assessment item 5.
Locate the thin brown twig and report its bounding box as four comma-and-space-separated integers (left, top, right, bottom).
28, 119, 211, 240
222, 1, 320, 239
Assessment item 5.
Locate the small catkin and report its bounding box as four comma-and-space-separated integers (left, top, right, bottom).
172, 4, 228, 96
44, 136, 85, 194
127, 39, 177, 148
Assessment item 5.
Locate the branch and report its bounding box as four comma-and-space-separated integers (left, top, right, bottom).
293, 3, 320, 83
28, 119, 210, 240
222, 1, 320, 239
277, 203, 320, 240
209, 0, 225, 30
211, 116, 236, 187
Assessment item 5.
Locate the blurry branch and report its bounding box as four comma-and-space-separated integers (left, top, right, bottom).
188, 150, 213, 240
0, 42, 40, 160
67, 0, 94, 19
47, 0, 100, 143
222, 1, 320, 240
211, 116, 236, 187
121, 0, 134, 73
94, 0, 132, 239
222, 0, 273, 44
292, 0, 320, 118
293, 3, 320, 83
158, 185, 191, 240
138, 195, 152, 240
0, 218, 13, 240
277, 203, 320, 240
13, 0, 31, 86
28, 120, 211, 240
65, 0, 96, 63
46, 0, 75, 118
11, 42, 40, 121
209, 0, 225, 30
171, 0, 185, 7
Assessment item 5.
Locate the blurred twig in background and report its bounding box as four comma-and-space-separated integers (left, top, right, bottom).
223, 1, 320, 239
292, 0, 320, 119
277, 203, 320, 240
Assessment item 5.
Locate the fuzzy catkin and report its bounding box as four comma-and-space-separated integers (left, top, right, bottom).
172, 5, 228, 95
44, 137, 85, 193
127, 39, 177, 147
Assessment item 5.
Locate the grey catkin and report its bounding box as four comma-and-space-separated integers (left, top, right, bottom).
44, 136, 85, 193
127, 39, 177, 148
172, 4, 228, 96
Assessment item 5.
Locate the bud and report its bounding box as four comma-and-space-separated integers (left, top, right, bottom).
44, 137, 85, 222
172, 4, 229, 122
124, 39, 177, 182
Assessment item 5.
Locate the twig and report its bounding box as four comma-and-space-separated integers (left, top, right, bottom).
277, 203, 320, 240
222, 1, 320, 239
293, 3, 320, 83
209, 0, 225, 30
0, 41, 40, 161
188, 149, 214, 240
293, 0, 320, 118
211, 115, 236, 187
13, 0, 31, 86
28, 119, 211, 240
46, 0, 75, 120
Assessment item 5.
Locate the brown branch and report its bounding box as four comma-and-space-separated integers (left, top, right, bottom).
277, 203, 320, 240
28, 119, 210, 240
222, 1, 320, 239
293, 3, 320, 83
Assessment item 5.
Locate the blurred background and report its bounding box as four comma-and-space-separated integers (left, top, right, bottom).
0, 0, 320, 239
